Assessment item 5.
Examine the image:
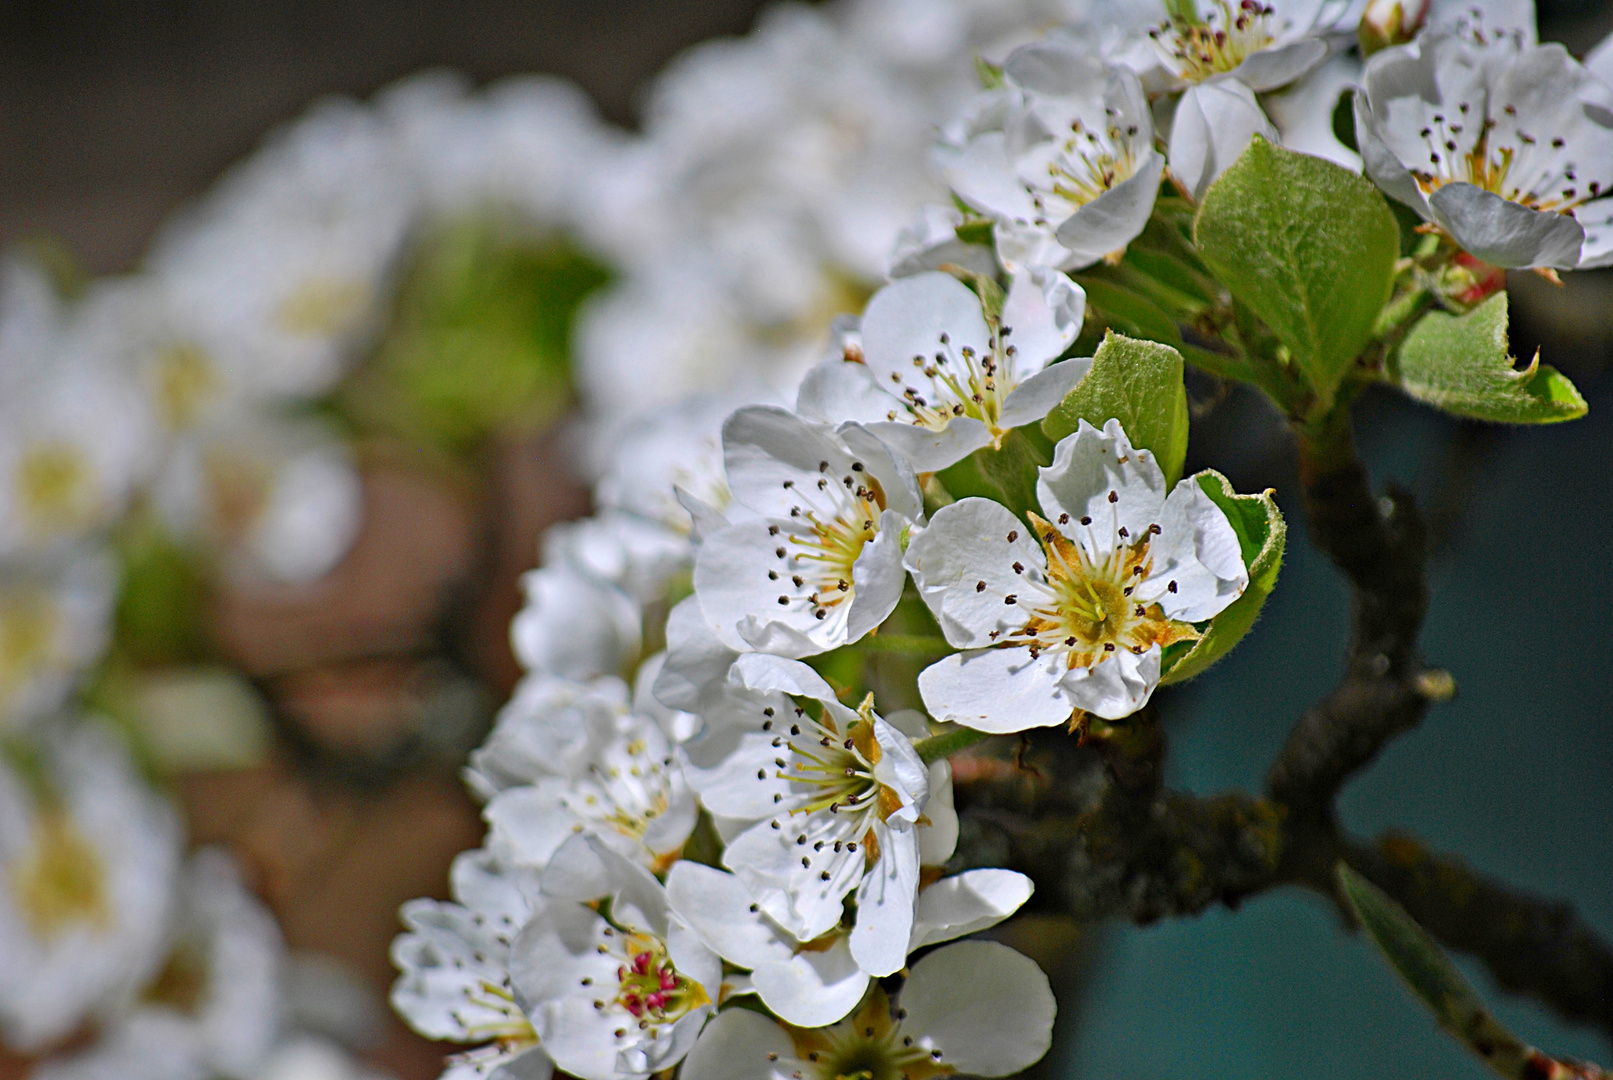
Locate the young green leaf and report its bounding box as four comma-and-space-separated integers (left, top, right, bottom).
1075, 277, 1184, 347
1388, 293, 1587, 424
935, 426, 1052, 525
1335, 863, 1609, 1080
1159, 470, 1285, 685
1193, 136, 1399, 409
1042, 331, 1189, 487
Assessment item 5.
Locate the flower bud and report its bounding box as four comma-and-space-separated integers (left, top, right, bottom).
1358, 0, 1428, 55
1436, 251, 1508, 310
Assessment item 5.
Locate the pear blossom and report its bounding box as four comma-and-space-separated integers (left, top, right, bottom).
686, 654, 946, 975
680, 939, 1057, 1080
1168, 75, 1284, 199
796, 271, 1088, 472
589, 394, 741, 537
1133, 0, 1329, 94
540, 513, 690, 608
666, 860, 1033, 1028
483, 704, 696, 873
906, 419, 1248, 728
0, 720, 183, 1050
465, 676, 630, 799
690, 407, 922, 659
940, 46, 1166, 271
1354, 31, 1613, 268
391, 849, 551, 1080
0, 549, 116, 733
49, 848, 286, 1080
508, 563, 641, 683
152, 413, 363, 585
509, 834, 720, 1080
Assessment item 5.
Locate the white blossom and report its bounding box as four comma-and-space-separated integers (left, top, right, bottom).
0, 720, 182, 1051
796, 271, 1087, 472
1132, 0, 1329, 94
690, 407, 922, 659
666, 860, 1032, 1027
465, 676, 630, 799
685, 654, 946, 975
508, 564, 641, 683
391, 849, 550, 1080
509, 834, 720, 1080
484, 705, 696, 873
941, 45, 1165, 271
1354, 29, 1613, 268
680, 939, 1056, 1080
0, 549, 116, 733
906, 419, 1247, 728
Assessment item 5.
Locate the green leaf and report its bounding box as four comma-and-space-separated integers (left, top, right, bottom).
1389, 293, 1587, 424
1159, 470, 1285, 685
1075, 277, 1184, 347
1042, 331, 1189, 487
1194, 136, 1399, 408
1334, 863, 1606, 1080
935, 426, 1052, 524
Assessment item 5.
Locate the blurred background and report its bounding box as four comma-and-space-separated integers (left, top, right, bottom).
1, 1, 1611, 1078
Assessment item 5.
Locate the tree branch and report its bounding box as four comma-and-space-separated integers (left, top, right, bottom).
1267, 409, 1434, 818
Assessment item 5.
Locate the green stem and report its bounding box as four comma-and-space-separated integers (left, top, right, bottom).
914, 725, 992, 764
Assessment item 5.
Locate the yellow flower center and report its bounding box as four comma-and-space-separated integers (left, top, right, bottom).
990, 511, 1199, 668
774, 462, 888, 624
152, 342, 219, 431
16, 442, 92, 536
1411, 114, 1599, 215
10, 811, 110, 940
0, 588, 58, 704
599, 929, 710, 1039
274, 278, 370, 338
784, 986, 955, 1080
1151, 1, 1277, 83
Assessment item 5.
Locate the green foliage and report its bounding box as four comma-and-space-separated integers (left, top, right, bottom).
1042, 331, 1189, 487
1159, 470, 1285, 685
345, 216, 609, 454
1335, 863, 1605, 1080
1194, 136, 1400, 410
935, 427, 1052, 524
114, 513, 211, 666
1389, 294, 1587, 424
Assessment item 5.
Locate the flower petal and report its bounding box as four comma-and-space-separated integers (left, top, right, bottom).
1000, 269, 1085, 373
910, 868, 1035, 950
1168, 77, 1280, 201
665, 863, 794, 970
844, 510, 910, 642
679, 1008, 800, 1080
918, 646, 1074, 733
751, 938, 869, 1029
850, 824, 920, 977
997, 358, 1092, 431
1232, 37, 1327, 92
1060, 643, 1160, 720
903, 497, 1047, 648
1131, 476, 1248, 622
1430, 183, 1586, 269
1053, 151, 1166, 265
900, 940, 1056, 1077
1036, 418, 1167, 562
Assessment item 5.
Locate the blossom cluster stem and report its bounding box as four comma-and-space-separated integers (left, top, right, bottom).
914, 726, 993, 765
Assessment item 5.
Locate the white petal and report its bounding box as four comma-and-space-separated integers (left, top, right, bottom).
484, 781, 585, 868
752, 939, 869, 1029
1060, 644, 1161, 720
859, 417, 994, 473
1354, 89, 1431, 215
844, 510, 909, 642
871, 718, 929, 824
1132, 476, 1249, 622
917, 761, 958, 867
943, 131, 1041, 221
1037, 419, 1167, 562
835, 424, 924, 523
1574, 196, 1613, 268
794, 360, 889, 427
679, 1008, 799, 1080
861, 273, 992, 388
1168, 78, 1281, 201
1587, 27, 1613, 88
997, 358, 1092, 430
910, 869, 1035, 950
694, 520, 837, 658
1429, 183, 1586, 269
903, 497, 1047, 649
682, 728, 794, 819
665, 863, 794, 970
538, 833, 667, 934
1000, 269, 1085, 372
721, 813, 863, 941
654, 596, 741, 714
1232, 37, 1328, 91
1053, 151, 1167, 266
918, 646, 1074, 734
720, 407, 862, 518
850, 825, 920, 977
728, 653, 838, 702
510, 566, 640, 682
900, 940, 1056, 1077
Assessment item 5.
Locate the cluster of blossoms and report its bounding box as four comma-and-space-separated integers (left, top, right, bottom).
390, 0, 1613, 1074
5, 0, 1608, 1072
